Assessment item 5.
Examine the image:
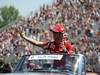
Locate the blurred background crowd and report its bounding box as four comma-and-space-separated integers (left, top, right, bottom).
0, 0, 100, 72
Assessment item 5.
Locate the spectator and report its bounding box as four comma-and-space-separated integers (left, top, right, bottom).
0, 59, 4, 73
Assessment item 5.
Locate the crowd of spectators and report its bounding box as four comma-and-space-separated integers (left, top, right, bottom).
0, 0, 100, 72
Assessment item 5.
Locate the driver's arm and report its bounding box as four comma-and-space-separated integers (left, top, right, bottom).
20, 32, 47, 47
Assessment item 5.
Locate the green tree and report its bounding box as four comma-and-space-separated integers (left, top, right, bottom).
0, 6, 22, 28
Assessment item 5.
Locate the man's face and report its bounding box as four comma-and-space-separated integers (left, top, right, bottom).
53, 32, 63, 43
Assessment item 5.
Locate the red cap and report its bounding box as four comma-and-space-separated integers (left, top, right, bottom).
50, 23, 64, 32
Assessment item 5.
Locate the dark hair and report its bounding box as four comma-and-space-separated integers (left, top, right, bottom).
2, 63, 12, 73
0, 60, 3, 67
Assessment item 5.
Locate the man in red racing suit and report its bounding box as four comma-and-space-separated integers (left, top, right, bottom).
20, 23, 74, 68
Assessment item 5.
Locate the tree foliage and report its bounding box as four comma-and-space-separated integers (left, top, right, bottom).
0, 6, 22, 28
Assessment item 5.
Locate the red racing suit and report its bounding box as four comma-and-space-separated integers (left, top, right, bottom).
43, 39, 74, 67
43, 39, 74, 55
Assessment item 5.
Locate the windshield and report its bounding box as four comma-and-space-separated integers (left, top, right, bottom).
16, 55, 78, 74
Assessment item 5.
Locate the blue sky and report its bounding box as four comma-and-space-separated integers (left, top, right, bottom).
0, 0, 53, 16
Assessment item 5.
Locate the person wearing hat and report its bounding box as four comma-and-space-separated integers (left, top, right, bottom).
20, 23, 74, 55
20, 23, 74, 68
